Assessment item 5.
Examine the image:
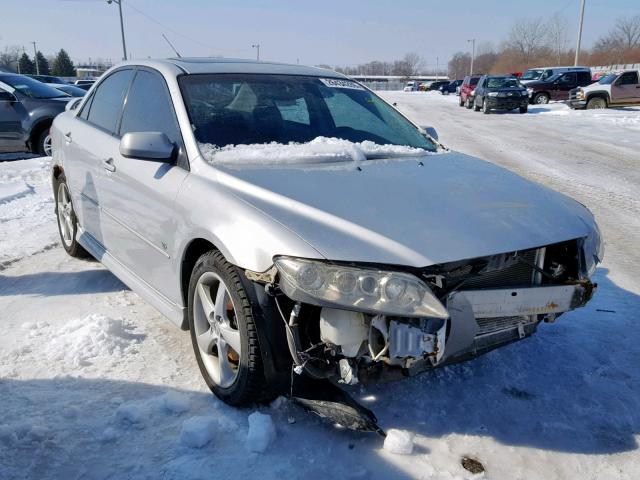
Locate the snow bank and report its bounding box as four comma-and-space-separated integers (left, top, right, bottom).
160, 391, 191, 414
180, 416, 218, 448
246, 412, 276, 453
200, 136, 430, 166
383, 429, 415, 455
45, 314, 142, 367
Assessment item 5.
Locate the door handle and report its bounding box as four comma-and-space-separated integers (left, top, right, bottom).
64, 132, 72, 143
103, 158, 116, 172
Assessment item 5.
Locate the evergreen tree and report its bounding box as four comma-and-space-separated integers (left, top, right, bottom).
35, 51, 50, 75
51, 49, 75, 77
18, 53, 35, 75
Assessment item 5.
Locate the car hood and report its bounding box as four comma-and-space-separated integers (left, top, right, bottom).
214, 152, 595, 267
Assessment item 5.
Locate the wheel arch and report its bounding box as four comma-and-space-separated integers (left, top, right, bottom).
586, 91, 609, 103
180, 237, 220, 329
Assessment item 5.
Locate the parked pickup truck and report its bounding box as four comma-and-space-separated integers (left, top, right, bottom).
569, 70, 640, 109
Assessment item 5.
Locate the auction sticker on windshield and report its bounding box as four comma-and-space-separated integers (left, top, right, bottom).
319, 78, 366, 90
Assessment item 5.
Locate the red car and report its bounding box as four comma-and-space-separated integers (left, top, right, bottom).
459, 75, 481, 108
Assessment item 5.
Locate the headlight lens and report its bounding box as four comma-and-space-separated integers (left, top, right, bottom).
274, 257, 449, 318
521, 90, 529, 96
576, 90, 585, 99
488, 92, 499, 97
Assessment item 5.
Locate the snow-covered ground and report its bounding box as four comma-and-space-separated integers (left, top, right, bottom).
1, 94, 639, 479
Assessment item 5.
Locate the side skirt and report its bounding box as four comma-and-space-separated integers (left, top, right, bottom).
77, 227, 185, 328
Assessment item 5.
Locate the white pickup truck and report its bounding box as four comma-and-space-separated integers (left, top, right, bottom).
569, 70, 640, 109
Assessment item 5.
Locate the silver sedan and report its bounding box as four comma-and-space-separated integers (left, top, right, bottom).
51, 58, 603, 417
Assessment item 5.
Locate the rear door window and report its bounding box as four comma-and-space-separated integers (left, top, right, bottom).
559, 73, 577, 85
85, 69, 133, 134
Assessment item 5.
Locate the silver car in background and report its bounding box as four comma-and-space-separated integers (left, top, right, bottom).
51, 58, 602, 426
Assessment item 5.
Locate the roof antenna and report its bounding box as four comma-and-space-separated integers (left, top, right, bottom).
162, 34, 182, 58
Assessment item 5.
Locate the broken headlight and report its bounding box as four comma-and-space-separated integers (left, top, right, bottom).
274, 257, 449, 318
583, 223, 604, 276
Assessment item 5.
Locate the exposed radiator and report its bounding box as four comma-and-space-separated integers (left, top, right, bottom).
476, 315, 532, 336
460, 249, 539, 290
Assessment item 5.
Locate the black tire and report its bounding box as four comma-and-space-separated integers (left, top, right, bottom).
586, 97, 607, 110
36, 127, 52, 156
519, 105, 528, 114
188, 250, 268, 406
473, 98, 481, 111
54, 174, 90, 258
533, 93, 549, 105
465, 97, 473, 109
482, 99, 491, 114
459, 96, 464, 107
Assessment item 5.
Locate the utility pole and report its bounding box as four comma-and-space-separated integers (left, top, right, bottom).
574, 0, 586, 66
436, 56, 439, 81
252, 44, 260, 61
31, 41, 40, 75
107, 0, 128, 60
467, 39, 475, 75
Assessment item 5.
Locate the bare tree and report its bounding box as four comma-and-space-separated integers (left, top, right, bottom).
505, 18, 549, 64
0, 46, 21, 73
546, 16, 570, 65
614, 15, 640, 51
393, 52, 423, 78
447, 52, 471, 79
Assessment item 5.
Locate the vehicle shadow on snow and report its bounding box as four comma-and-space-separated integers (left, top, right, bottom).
360, 267, 640, 456
0, 269, 127, 297
0, 377, 414, 480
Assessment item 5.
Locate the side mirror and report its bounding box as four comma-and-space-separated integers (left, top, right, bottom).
119, 132, 175, 161
66, 98, 82, 112
0, 90, 17, 102
420, 126, 439, 141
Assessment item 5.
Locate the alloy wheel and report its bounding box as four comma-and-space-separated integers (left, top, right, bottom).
43, 134, 53, 156
56, 182, 74, 248
192, 272, 241, 388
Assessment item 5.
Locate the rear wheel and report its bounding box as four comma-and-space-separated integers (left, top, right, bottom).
533, 93, 549, 105
519, 105, 528, 114
465, 97, 473, 109
55, 175, 89, 258
188, 250, 269, 406
459, 96, 464, 107
473, 98, 481, 111
586, 97, 607, 109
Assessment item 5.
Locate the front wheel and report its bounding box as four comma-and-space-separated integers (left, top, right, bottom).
55, 175, 89, 258
188, 250, 269, 406
533, 93, 549, 105
519, 105, 528, 114
586, 97, 607, 109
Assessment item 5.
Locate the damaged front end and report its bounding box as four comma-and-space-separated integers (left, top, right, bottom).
248, 234, 601, 432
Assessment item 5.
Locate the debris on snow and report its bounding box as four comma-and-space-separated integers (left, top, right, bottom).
179, 416, 217, 448
383, 429, 415, 455
160, 391, 191, 414
115, 402, 148, 428
246, 412, 276, 453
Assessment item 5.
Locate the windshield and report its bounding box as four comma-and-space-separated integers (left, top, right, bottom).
486, 77, 522, 89
0, 75, 68, 99
521, 69, 544, 80
179, 74, 437, 160
597, 74, 617, 85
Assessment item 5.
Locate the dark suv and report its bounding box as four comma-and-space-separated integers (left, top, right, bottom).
526, 71, 593, 104
0, 74, 71, 155
473, 75, 529, 114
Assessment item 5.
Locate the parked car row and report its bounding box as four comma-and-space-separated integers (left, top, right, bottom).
0, 73, 91, 155
448, 66, 640, 113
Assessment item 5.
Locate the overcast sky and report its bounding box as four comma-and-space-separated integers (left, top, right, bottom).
1, 0, 638, 67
